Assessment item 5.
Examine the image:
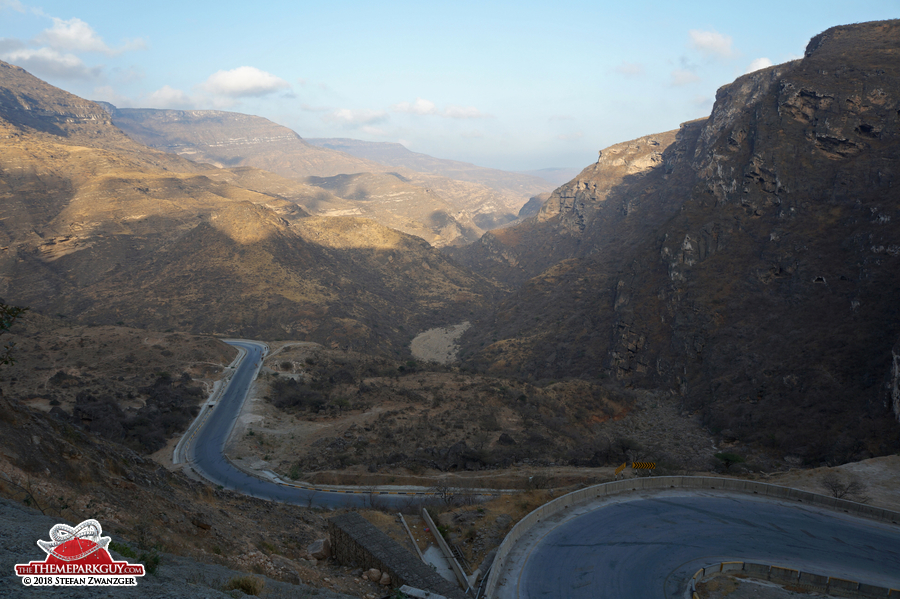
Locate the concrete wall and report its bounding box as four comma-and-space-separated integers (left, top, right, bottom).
328, 512, 466, 599
484, 476, 900, 598
690, 561, 900, 598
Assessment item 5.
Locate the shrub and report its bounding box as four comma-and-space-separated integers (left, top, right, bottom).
714, 452, 745, 470
224, 575, 265, 596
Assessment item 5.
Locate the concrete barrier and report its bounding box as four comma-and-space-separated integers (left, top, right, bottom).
830, 577, 861, 593
859, 582, 892, 597
770, 566, 799, 584
688, 562, 897, 599
483, 476, 900, 598
799, 571, 829, 591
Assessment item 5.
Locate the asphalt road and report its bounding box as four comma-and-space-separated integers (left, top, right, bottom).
501, 490, 900, 599
185, 340, 429, 509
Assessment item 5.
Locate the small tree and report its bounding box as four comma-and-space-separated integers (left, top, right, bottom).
0, 303, 27, 365
821, 472, 868, 501
714, 452, 745, 470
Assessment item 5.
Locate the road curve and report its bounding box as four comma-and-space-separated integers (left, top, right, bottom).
498, 489, 900, 598
183, 340, 439, 509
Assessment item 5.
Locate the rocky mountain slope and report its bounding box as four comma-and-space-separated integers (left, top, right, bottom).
456, 20, 900, 465
105, 108, 552, 245
0, 60, 501, 352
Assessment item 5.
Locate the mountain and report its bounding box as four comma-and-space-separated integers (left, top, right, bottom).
0, 60, 500, 352
199, 165, 482, 247
307, 138, 553, 224
455, 20, 900, 465
97, 104, 387, 177
105, 108, 552, 245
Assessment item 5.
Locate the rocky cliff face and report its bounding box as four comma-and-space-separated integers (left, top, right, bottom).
459, 20, 900, 463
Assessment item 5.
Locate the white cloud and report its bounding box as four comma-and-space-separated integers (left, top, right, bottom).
745, 57, 773, 74
92, 85, 133, 108
460, 130, 483, 138
361, 125, 388, 136
688, 29, 734, 59
0, 38, 25, 53
324, 108, 388, 126
146, 85, 192, 109
300, 103, 330, 112
1, 46, 98, 79
444, 105, 488, 119
392, 97, 437, 115
199, 66, 291, 98
692, 95, 713, 107
0, 0, 26, 13
36, 17, 145, 56
392, 98, 489, 119
670, 69, 700, 86
614, 61, 645, 77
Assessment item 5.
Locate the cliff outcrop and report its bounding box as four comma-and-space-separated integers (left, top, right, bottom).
459, 20, 900, 463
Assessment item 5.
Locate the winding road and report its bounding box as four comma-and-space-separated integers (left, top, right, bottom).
180, 340, 442, 509
496, 489, 900, 598
179, 340, 900, 598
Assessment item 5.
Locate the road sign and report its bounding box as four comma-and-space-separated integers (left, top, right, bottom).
615, 462, 626, 475
632, 461, 656, 469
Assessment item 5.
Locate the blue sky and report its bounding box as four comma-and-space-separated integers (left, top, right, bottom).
0, 0, 896, 171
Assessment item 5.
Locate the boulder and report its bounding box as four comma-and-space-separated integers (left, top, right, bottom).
366, 568, 381, 581
379, 572, 391, 586
308, 538, 331, 560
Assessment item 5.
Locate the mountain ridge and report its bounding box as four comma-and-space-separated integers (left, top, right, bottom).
455, 19, 900, 464
0, 60, 502, 352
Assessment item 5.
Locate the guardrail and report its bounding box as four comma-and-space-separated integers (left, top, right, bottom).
483, 476, 900, 598
688, 561, 900, 598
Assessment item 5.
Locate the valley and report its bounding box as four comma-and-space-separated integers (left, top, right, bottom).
0, 16, 899, 599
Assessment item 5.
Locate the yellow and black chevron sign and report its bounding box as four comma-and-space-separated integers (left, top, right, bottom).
632, 461, 656, 469
614, 462, 627, 475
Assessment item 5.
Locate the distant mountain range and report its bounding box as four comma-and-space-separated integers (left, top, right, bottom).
102, 106, 555, 246
0, 60, 500, 350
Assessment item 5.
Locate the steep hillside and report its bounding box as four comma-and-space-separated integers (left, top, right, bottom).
458, 20, 900, 464
0, 61, 500, 352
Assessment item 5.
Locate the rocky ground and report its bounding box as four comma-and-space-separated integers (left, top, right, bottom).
228, 342, 721, 485
0, 497, 360, 599
697, 575, 832, 599
0, 311, 236, 427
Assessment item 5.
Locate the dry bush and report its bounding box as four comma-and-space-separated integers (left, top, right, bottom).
223, 575, 265, 596
820, 472, 869, 502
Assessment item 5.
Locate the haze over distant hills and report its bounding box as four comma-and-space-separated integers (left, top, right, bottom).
517, 167, 583, 187
103, 106, 553, 246
306, 137, 552, 199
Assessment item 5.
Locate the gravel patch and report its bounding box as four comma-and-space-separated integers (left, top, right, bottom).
410, 322, 470, 364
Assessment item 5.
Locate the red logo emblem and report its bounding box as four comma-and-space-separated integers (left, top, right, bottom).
14, 519, 145, 586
